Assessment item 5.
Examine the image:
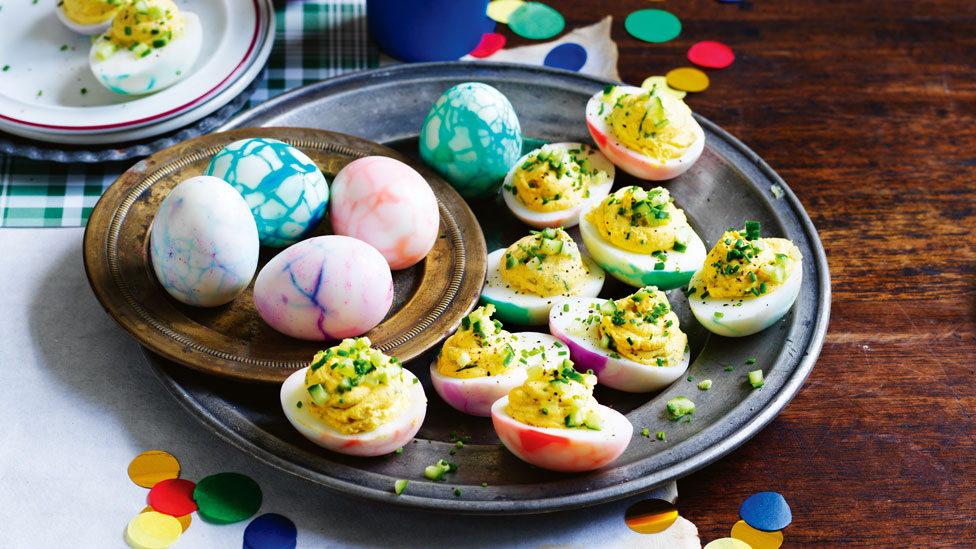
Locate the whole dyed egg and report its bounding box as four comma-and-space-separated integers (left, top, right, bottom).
253, 235, 394, 341
150, 175, 259, 307
206, 138, 330, 247
419, 82, 522, 199
330, 156, 440, 270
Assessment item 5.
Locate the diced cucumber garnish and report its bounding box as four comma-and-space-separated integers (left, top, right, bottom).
666, 396, 695, 420
583, 410, 604, 430
424, 465, 446, 481
94, 40, 117, 60
564, 410, 583, 428
540, 238, 563, 255
307, 384, 328, 405
748, 370, 765, 388
394, 479, 408, 495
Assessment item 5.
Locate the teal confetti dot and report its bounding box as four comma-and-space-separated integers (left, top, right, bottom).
508, 2, 565, 40
624, 9, 682, 43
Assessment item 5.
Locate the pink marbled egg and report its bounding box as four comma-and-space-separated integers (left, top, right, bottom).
253, 235, 393, 341
330, 156, 440, 270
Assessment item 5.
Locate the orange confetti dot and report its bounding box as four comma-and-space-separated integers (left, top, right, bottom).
128, 451, 180, 488
625, 499, 679, 534
731, 520, 783, 549
666, 67, 710, 93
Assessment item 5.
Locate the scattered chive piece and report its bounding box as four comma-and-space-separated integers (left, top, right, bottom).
748, 370, 765, 388
656, 431, 666, 441
456, 441, 464, 448
746, 358, 757, 364
481, 482, 488, 487
698, 379, 712, 390
714, 311, 724, 318
60, 45, 68, 51
2, 65, 9, 71
295, 401, 302, 408
394, 479, 408, 495
725, 365, 734, 371
449, 449, 456, 455
395, 447, 403, 455
80, 88, 87, 95
454, 489, 462, 497
37, 90, 42, 96
641, 428, 650, 436
687, 376, 693, 381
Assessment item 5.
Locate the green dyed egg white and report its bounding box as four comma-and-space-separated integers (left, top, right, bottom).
419, 82, 522, 199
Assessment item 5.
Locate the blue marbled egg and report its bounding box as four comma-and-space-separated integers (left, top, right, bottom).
150, 176, 260, 307
419, 82, 522, 200
206, 138, 330, 247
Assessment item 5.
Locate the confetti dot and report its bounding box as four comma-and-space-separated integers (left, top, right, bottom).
688, 41, 735, 69
128, 451, 180, 489
625, 499, 679, 534
125, 511, 182, 549
243, 513, 298, 549
194, 472, 263, 523
666, 67, 710, 93
704, 538, 752, 549
740, 492, 793, 532
486, 0, 524, 24
469, 33, 506, 58
731, 520, 784, 549
147, 479, 197, 517
141, 507, 191, 533
640, 75, 687, 99
507, 2, 565, 40
543, 43, 587, 71
624, 9, 681, 43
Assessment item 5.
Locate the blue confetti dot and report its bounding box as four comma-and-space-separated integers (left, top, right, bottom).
243, 513, 298, 549
739, 491, 792, 532
543, 43, 587, 72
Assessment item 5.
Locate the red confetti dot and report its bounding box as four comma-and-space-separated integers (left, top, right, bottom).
469, 33, 506, 58
688, 41, 735, 69
148, 478, 198, 517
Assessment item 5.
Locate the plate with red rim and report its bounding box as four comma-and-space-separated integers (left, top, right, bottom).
0, 0, 273, 141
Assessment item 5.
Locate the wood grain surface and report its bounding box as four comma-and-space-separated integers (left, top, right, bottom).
501, 1, 976, 545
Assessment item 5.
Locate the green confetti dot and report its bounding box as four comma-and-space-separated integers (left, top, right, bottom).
193, 472, 262, 523
508, 2, 565, 40
625, 9, 682, 43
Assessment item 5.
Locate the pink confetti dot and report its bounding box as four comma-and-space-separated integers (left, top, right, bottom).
688, 41, 735, 69
470, 33, 506, 58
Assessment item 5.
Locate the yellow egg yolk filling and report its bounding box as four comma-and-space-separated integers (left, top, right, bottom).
63, 0, 125, 25
699, 227, 802, 299
597, 287, 688, 367
109, 0, 184, 48
304, 337, 410, 435
602, 86, 698, 163
437, 304, 517, 379
507, 360, 603, 430
586, 186, 689, 254
500, 228, 590, 297
509, 145, 609, 213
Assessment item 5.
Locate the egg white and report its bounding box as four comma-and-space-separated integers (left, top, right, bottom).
585, 85, 705, 181
579, 202, 707, 290
491, 395, 633, 472
280, 366, 427, 457
56, 5, 114, 35
501, 143, 615, 229
686, 259, 802, 337
480, 248, 605, 326
429, 332, 566, 417
548, 296, 691, 393
89, 11, 202, 95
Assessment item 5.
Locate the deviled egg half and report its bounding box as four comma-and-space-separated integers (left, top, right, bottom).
56, 0, 126, 35
580, 185, 706, 290
280, 337, 427, 457
430, 305, 565, 417
89, 0, 202, 95
687, 221, 803, 337
501, 143, 614, 229
585, 84, 704, 181
491, 360, 633, 472
549, 286, 690, 392
481, 227, 605, 325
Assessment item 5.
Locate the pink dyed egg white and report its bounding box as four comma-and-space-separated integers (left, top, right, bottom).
430, 332, 566, 417
330, 156, 440, 270
253, 235, 393, 341
491, 395, 632, 473
548, 297, 690, 392
585, 85, 704, 181
280, 366, 426, 456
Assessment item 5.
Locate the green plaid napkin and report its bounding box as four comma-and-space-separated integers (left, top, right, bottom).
0, 0, 378, 228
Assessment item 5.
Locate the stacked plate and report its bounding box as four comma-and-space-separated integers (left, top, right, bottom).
0, 0, 274, 147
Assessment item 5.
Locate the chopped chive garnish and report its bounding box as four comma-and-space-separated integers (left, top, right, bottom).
746, 358, 757, 364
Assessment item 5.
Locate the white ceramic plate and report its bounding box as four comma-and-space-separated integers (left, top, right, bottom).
0, 0, 270, 137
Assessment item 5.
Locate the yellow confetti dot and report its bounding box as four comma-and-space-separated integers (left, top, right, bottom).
624, 499, 679, 534
704, 538, 753, 549
125, 511, 182, 549
731, 520, 784, 549
640, 75, 687, 99
666, 67, 710, 93
128, 451, 180, 489
487, 0, 524, 24
141, 506, 191, 533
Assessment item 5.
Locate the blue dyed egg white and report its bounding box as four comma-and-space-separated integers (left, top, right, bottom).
206, 138, 330, 247
150, 175, 259, 307
419, 82, 523, 199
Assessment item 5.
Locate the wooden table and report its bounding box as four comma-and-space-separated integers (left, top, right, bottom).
502, 1, 976, 545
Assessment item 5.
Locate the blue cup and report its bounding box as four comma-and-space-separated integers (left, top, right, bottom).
367, 0, 493, 62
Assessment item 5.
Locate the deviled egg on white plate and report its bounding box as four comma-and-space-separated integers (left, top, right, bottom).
56, 0, 125, 35
501, 142, 614, 229
585, 84, 704, 181
580, 185, 706, 290
549, 286, 691, 393
481, 227, 605, 325
89, 0, 202, 95
687, 221, 803, 337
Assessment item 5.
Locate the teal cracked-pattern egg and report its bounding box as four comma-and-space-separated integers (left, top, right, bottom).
206, 138, 330, 247
419, 82, 522, 199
